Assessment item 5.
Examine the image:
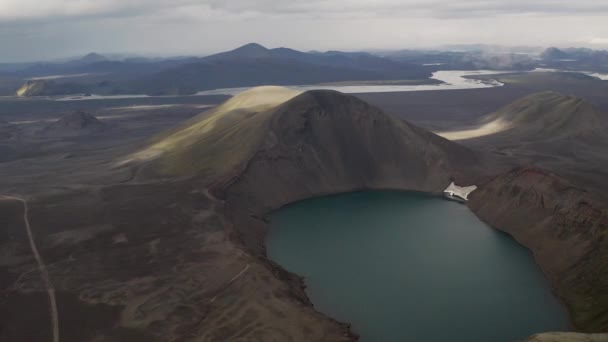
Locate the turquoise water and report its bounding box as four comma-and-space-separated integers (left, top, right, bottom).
267, 191, 568, 342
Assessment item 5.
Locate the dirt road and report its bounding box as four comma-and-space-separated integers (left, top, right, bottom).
1, 195, 59, 342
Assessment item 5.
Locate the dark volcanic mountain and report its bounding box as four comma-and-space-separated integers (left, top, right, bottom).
204, 43, 416, 71
224, 89, 480, 214
205, 42, 273, 60
131, 86, 480, 187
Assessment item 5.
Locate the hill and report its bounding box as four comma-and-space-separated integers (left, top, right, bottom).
541, 47, 608, 64
484, 91, 604, 141
15, 79, 87, 97
44, 110, 106, 135
76, 52, 108, 65
15, 80, 47, 96
540, 47, 571, 60
438, 91, 606, 144
437, 90, 608, 199
540, 47, 608, 72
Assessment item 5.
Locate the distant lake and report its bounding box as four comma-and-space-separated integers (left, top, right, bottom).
267, 191, 568, 342
51, 69, 607, 101
194, 70, 508, 96
53, 70, 508, 101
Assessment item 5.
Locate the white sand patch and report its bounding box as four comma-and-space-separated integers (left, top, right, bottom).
107, 104, 213, 111
587, 72, 608, 80
531, 68, 608, 80
112, 233, 129, 244
531, 68, 560, 73
9, 119, 56, 125
55, 94, 151, 101
114, 148, 163, 167
444, 182, 478, 201
27, 73, 95, 81
435, 118, 511, 141
105, 104, 182, 111
47, 224, 115, 246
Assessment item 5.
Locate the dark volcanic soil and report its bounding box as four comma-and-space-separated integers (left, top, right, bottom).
0, 79, 607, 341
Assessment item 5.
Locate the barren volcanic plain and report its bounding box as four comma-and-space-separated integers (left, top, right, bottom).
1, 72, 607, 342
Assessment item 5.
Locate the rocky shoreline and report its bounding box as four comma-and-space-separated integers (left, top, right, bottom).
469, 167, 608, 332
223, 166, 607, 340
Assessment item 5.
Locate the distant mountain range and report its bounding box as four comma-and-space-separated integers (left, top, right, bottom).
131, 43, 432, 95
4, 43, 608, 97
541, 47, 608, 64
9, 53, 198, 80
4, 43, 434, 96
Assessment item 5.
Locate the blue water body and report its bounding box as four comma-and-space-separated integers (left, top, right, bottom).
267, 191, 568, 342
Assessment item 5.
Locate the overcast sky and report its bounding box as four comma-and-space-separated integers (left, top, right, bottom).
2, 0, 608, 62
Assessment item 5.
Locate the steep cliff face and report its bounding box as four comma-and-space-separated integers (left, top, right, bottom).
469, 167, 608, 332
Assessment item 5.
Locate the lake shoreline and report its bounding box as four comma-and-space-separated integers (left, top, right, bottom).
224, 169, 605, 339
265, 189, 569, 341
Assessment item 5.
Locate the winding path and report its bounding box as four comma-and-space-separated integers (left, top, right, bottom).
227, 264, 250, 285
209, 264, 250, 304
1, 195, 59, 342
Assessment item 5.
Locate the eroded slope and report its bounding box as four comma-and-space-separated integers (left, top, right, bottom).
469, 168, 608, 331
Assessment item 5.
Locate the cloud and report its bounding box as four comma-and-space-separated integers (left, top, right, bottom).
204, 0, 608, 17
2, 0, 608, 23
590, 37, 608, 45
1, 0, 607, 61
